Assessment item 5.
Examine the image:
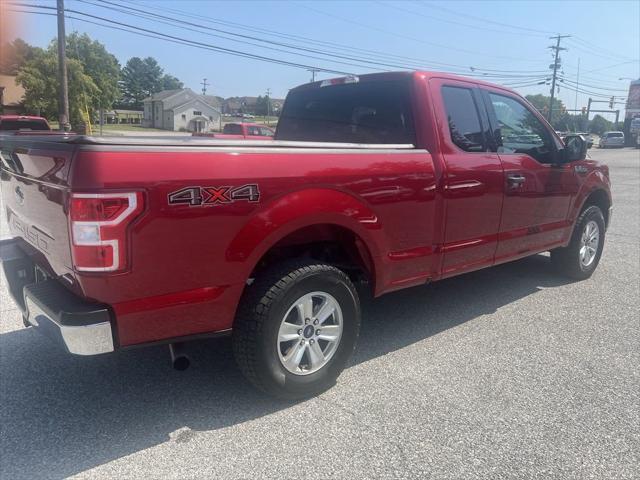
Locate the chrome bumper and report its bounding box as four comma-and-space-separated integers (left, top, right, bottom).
1, 239, 115, 356
25, 294, 114, 355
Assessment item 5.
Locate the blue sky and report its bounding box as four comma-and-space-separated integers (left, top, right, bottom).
12, 0, 640, 121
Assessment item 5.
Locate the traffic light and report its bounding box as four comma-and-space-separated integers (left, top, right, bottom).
609, 96, 615, 109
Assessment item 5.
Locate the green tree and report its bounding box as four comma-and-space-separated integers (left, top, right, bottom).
255, 95, 269, 115
120, 57, 183, 108
64, 33, 120, 111
16, 52, 99, 125
15, 34, 118, 127
161, 74, 183, 91
525, 93, 566, 115
0, 38, 41, 74
589, 115, 612, 136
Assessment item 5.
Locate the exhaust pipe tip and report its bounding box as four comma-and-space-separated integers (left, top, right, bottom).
169, 343, 190, 371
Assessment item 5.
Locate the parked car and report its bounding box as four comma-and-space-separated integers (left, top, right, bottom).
599, 131, 625, 148
193, 122, 274, 140
0, 71, 611, 399
0, 115, 51, 131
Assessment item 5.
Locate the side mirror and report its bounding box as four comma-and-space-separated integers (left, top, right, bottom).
562, 134, 588, 163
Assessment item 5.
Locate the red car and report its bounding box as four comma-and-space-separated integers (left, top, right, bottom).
0, 72, 611, 398
193, 122, 274, 140
0, 115, 51, 132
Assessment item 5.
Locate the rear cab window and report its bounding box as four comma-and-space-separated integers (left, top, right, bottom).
223, 124, 243, 134
0, 119, 50, 131
276, 79, 416, 144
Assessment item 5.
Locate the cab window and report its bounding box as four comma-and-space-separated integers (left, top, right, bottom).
488, 93, 554, 164
441, 86, 486, 152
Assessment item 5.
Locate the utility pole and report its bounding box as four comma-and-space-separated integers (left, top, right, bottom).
573, 57, 580, 114
201, 78, 209, 95
547, 34, 570, 124
265, 88, 271, 123
56, 0, 70, 131
308, 69, 320, 82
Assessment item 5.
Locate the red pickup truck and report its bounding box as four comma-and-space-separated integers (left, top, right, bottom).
0, 72, 611, 398
193, 122, 274, 140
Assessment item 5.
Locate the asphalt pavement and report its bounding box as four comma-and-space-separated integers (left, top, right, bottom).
1, 147, 638, 479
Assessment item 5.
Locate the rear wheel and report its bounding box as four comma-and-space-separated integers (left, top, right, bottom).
233, 260, 360, 399
551, 205, 605, 280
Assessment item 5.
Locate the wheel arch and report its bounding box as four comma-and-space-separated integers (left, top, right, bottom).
580, 187, 612, 228
226, 188, 386, 290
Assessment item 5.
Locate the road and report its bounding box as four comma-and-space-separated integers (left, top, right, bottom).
1, 147, 638, 479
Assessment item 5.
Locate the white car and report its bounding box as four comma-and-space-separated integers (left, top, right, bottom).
599, 131, 625, 148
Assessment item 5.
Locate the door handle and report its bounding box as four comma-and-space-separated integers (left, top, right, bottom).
507, 174, 526, 186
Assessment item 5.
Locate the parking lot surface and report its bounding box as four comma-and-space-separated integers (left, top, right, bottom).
1, 147, 638, 479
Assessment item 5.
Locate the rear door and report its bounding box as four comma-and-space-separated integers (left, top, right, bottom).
430, 78, 504, 276
481, 88, 577, 262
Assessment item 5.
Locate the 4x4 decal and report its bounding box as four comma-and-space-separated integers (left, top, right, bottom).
168, 184, 260, 206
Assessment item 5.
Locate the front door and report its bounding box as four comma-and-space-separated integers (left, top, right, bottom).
481, 89, 578, 262
430, 79, 504, 277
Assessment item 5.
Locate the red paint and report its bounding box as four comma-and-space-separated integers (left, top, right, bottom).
113, 286, 226, 316
0, 71, 612, 347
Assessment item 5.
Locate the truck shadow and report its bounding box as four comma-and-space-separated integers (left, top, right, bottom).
0, 254, 572, 479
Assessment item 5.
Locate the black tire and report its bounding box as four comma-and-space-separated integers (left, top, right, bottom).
233, 260, 360, 399
551, 205, 606, 280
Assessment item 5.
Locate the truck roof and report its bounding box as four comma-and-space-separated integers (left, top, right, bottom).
0, 115, 49, 121
290, 70, 519, 94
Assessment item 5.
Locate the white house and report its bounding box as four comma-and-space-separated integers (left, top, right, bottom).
142, 89, 221, 132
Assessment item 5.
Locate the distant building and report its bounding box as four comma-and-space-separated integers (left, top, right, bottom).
104, 109, 144, 124
222, 96, 285, 115
0, 74, 25, 114
142, 88, 221, 132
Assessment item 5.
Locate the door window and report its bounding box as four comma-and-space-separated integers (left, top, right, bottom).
488, 93, 554, 163
442, 86, 486, 152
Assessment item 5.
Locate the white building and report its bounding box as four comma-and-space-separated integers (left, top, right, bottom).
142, 89, 221, 132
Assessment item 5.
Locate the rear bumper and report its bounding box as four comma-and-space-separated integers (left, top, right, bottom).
0, 239, 115, 355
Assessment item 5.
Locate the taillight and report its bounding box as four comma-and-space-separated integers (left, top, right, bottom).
69, 192, 143, 272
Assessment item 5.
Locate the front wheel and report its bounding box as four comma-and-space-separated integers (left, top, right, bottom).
551, 205, 606, 280
233, 260, 360, 399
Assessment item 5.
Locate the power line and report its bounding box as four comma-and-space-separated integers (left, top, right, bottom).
10, 4, 358, 75
558, 77, 628, 92
38, 0, 554, 79
419, 1, 556, 36
375, 0, 547, 38
76, 0, 389, 73
299, 3, 539, 62
85, 0, 558, 76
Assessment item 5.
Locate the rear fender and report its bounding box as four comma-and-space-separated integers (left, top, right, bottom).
226, 188, 386, 283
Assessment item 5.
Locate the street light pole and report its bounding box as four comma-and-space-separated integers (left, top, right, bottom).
56, 0, 70, 131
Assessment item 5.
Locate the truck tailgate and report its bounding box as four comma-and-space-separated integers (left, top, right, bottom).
0, 136, 75, 278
